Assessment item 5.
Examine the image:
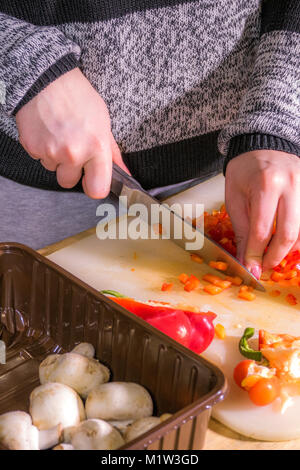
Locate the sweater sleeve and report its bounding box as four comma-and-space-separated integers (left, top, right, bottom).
219, 0, 300, 173
0, 12, 81, 116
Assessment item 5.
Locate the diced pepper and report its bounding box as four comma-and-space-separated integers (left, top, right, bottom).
238, 291, 256, 301
184, 275, 201, 292
203, 285, 223, 295
286, 294, 297, 306
284, 270, 297, 280
269, 289, 281, 297
161, 282, 173, 292
209, 261, 228, 271
215, 323, 226, 339
178, 273, 189, 284
225, 275, 243, 286
190, 253, 203, 264
238, 286, 256, 301
271, 271, 285, 282
202, 274, 231, 289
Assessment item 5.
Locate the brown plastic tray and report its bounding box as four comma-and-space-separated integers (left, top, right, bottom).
0, 243, 226, 450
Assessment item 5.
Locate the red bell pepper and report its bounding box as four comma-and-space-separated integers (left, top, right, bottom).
101, 290, 216, 354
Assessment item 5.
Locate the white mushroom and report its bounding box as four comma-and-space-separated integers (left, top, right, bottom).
63, 419, 124, 450
160, 413, 172, 422
124, 413, 173, 443
124, 417, 161, 443
107, 419, 134, 435
53, 443, 74, 450
30, 382, 86, 431
86, 382, 153, 421
71, 343, 95, 359
0, 411, 63, 450
39, 352, 110, 398
123, 413, 172, 443
0, 411, 39, 450
39, 424, 62, 450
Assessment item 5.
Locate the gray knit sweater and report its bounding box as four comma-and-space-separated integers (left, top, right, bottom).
0, 0, 299, 190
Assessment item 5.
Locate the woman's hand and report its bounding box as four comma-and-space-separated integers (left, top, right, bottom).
225, 150, 300, 278
16, 68, 129, 199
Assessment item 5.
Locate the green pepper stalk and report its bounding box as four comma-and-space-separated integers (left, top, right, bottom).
239, 327, 263, 362
100, 290, 127, 298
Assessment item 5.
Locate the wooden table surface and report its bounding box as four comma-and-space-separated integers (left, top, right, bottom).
38, 228, 300, 451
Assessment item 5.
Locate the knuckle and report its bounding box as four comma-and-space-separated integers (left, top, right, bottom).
253, 226, 269, 244
91, 136, 108, 155
278, 229, 298, 246
62, 142, 83, 165
44, 143, 57, 161
261, 169, 284, 190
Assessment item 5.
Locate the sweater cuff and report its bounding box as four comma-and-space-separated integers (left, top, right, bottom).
12, 52, 79, 115
223, 133, 300, 175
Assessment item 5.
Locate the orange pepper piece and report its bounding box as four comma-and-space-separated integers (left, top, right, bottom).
269, 290, 281, 297
215, 323, 226, 339
238, 290, 256, 301
161, 282, 173, 292
190, 253, 203, 264
209, 261, 228, 271
178, 273, 189, 284
204, 285, 223, 295
286, 294, 297, 306
225, 275, 243, 286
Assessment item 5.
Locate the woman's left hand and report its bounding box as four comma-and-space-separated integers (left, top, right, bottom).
225, 150, 300, 278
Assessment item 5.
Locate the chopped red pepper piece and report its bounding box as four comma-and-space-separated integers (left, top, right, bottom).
161, 282, 173, 292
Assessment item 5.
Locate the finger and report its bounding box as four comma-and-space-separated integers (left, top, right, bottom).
225, 182, 249, 265
227, 196, 249, 265
291, 233, 300, 252
56, 163, 83, 189
82, 143, 112, 199
244, 190, 279, 278
262, 193, 300, 270
110, 133, 131, 175
40, 158, 58, 172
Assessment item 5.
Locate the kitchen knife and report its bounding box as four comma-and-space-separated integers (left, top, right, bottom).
111, 164, 265, 291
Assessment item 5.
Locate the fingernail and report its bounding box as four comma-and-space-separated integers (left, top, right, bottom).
250, 265, 262, 280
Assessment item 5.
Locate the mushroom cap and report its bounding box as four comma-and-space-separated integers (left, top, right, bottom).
30, 382, 86, 430
0, 411, 39, 450
86, 382, 153, 421
71, 343, 95, 359
124, 417, 161, 443
64, 419, 124, 450
39, 352, 110, 398
107, 419, 134, 435
53, 443, 74, 450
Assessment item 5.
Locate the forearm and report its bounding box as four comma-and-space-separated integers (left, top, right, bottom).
0, 12, 81, 115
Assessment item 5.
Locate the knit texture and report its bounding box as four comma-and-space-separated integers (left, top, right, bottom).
0, 0, 299, 190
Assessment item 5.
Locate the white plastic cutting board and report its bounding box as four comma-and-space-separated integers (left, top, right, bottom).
48, 173, 300, 441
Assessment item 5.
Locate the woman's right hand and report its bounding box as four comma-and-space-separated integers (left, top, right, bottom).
16, 68, 129, 199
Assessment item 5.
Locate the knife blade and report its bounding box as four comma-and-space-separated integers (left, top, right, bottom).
111, 164, 265, 291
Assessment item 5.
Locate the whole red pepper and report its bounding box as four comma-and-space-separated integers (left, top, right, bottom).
101, 291, 216, 354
